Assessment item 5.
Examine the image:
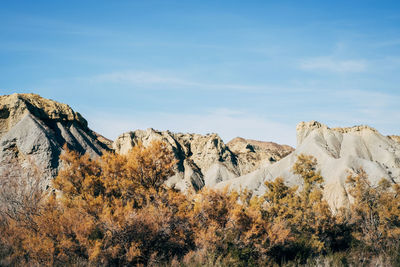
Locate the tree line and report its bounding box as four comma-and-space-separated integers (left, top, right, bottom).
1, 141, 400, 266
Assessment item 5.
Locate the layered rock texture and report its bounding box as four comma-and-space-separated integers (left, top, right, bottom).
0, 93, 110, 182
113, 129, 293, 191
2, 93, 400, 209
218, 121, 400, 210
227, 137, 294, 172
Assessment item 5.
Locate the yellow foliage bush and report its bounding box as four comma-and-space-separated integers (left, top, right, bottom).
1, 148, 399, 266
346, 169, 400, 254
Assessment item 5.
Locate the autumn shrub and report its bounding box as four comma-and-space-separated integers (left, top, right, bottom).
0, 141, 187, 266
0, 157, 51, 266
345, 169, 400, 258
187, 154, 337, 265
1, 147, 400, 266
258, 154, 351, 263
50, 141, 189, 266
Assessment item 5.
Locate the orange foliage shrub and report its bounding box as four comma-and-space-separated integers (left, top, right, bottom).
1, 149, 399, 266
346, 169, 400, 254
260, 154, 341, 261
0, 141, 183, 266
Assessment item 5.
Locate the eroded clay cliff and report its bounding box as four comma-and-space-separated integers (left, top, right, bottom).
0, 93, 111, 183
219, 120, 400, 210
113, 129, 293, 191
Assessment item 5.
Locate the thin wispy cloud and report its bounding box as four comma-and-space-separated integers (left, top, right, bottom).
85, 70, 277, 92
91, 71, 190, 86
299, 57, 368, 73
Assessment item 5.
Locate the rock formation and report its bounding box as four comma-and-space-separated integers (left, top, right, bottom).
2, 93, 399, 210
0, 93, 111, 184
227, 137, 294, 173
218, 121, 400, 210
113, 129, 293, 191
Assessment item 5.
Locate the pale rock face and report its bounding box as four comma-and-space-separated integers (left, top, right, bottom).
4, 93, 398, 210
227, 137, 294, 174
218, 121, 400, 210
113, 129, 293, 191
296, 120, 327, 147
0, 93, 111, 184
0, 93, 87, 138
113, 129, 235, 190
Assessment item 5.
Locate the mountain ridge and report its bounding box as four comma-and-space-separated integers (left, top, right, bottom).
219, 120, 400, 210
1, 93, 399, 209
113, 128, 293, 191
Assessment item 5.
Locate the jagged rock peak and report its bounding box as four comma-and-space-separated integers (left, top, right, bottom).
0, 93, 111, 185
296, 120, 379, 146
220, 120, 400, 209
227, 137, 293, 153
226, 137, 294, 179
113, 128, 293, 191
332, 125, 378, 134
113, 128, 236, 191
297, 120, 379, 134
0, 93, 87, 136
113, 128, 224, 155
296, 121, 328, 146
296, 120, 326, 131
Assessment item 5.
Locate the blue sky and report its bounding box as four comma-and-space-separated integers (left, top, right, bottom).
1, 1, 400, 146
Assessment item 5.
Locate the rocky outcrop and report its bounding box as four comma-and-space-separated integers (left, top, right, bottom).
0, 93, 87, 136
0, 93, 111, 183
113, 129, 293, 191
219, 121, 400, 210
4, 93, 398, 210
0, 93, 293, 192
227, 137, 294, 174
